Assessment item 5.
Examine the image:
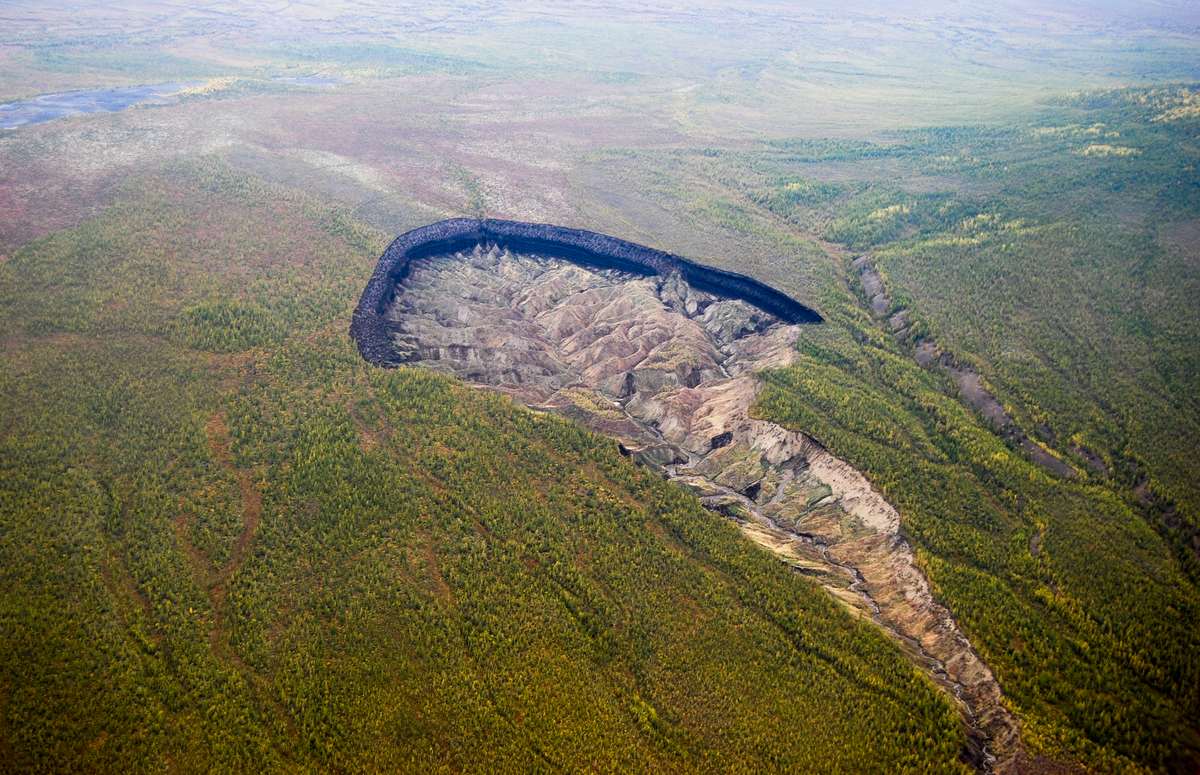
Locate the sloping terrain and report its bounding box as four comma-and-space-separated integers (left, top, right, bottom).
0, 3, 1197, 773
0, 163, 972, 773
381, 244, 1022, 770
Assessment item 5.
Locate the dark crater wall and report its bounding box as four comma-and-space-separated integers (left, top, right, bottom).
351, 218, 823, 366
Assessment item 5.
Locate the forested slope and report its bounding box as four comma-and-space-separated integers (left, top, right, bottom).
0, 161, 969, 773
746, 87, 1200, 773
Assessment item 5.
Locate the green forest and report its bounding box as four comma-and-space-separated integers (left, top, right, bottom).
2, 2, 1200, 769
0, 162, 971, 773
744, 87, 1200, 772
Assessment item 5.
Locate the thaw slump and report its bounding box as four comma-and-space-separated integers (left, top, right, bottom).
384, 244, 1023, 774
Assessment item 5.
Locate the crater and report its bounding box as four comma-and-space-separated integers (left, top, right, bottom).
351, 220, 1024, 773
351, 218, 822, 368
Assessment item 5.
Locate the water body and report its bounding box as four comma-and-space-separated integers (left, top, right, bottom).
272, 76, 345, 86
0, 81, 204, 130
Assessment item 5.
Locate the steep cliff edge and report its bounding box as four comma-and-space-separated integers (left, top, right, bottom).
350, 218, 822, 368
353, 233, 1027, 773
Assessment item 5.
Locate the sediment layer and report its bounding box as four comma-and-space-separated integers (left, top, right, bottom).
351, 218, 823, 367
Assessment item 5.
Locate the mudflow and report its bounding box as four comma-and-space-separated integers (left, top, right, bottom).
386, 244, 1024, 773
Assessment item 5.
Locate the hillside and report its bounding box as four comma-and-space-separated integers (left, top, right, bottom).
1, 2, 1199, 773
0, 164, 970, 773
743, 89, 1200, 771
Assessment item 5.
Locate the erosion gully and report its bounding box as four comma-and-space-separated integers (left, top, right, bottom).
665, 448, 996, 772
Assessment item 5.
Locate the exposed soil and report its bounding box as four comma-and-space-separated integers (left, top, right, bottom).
1069, 444, 1110, 476
942, 361, 1077, 479
853, 257, 892, 316
382, 244, 1026, 773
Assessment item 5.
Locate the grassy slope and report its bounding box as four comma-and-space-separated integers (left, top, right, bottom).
0, 161, 968, 773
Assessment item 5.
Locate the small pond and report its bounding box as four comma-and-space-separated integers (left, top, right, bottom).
0, 81, 205, 130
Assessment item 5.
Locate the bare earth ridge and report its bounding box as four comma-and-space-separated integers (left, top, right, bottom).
376, 243, 1028, 773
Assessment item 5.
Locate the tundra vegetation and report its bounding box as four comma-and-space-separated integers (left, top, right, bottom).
0, 2, 1198, 773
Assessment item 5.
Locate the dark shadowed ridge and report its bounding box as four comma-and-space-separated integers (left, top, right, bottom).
351, 218, 823, 366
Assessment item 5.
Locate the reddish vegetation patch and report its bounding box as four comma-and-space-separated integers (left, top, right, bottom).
351, 404, 386, 452
205, 413, 261, 604
172, 510, 211, 585
98, 544, 164, 650
645, 519, 668, 542
0, 163, 123, 259
0, 74, 691, 261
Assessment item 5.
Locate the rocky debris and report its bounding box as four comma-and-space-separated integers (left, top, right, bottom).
871, 293, 891, 315
352, 218, 822, 367
383, 245, 1026, 774
852, 255, 891, 316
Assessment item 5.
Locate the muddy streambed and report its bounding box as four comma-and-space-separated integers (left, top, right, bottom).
378, 243, 1023, 773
